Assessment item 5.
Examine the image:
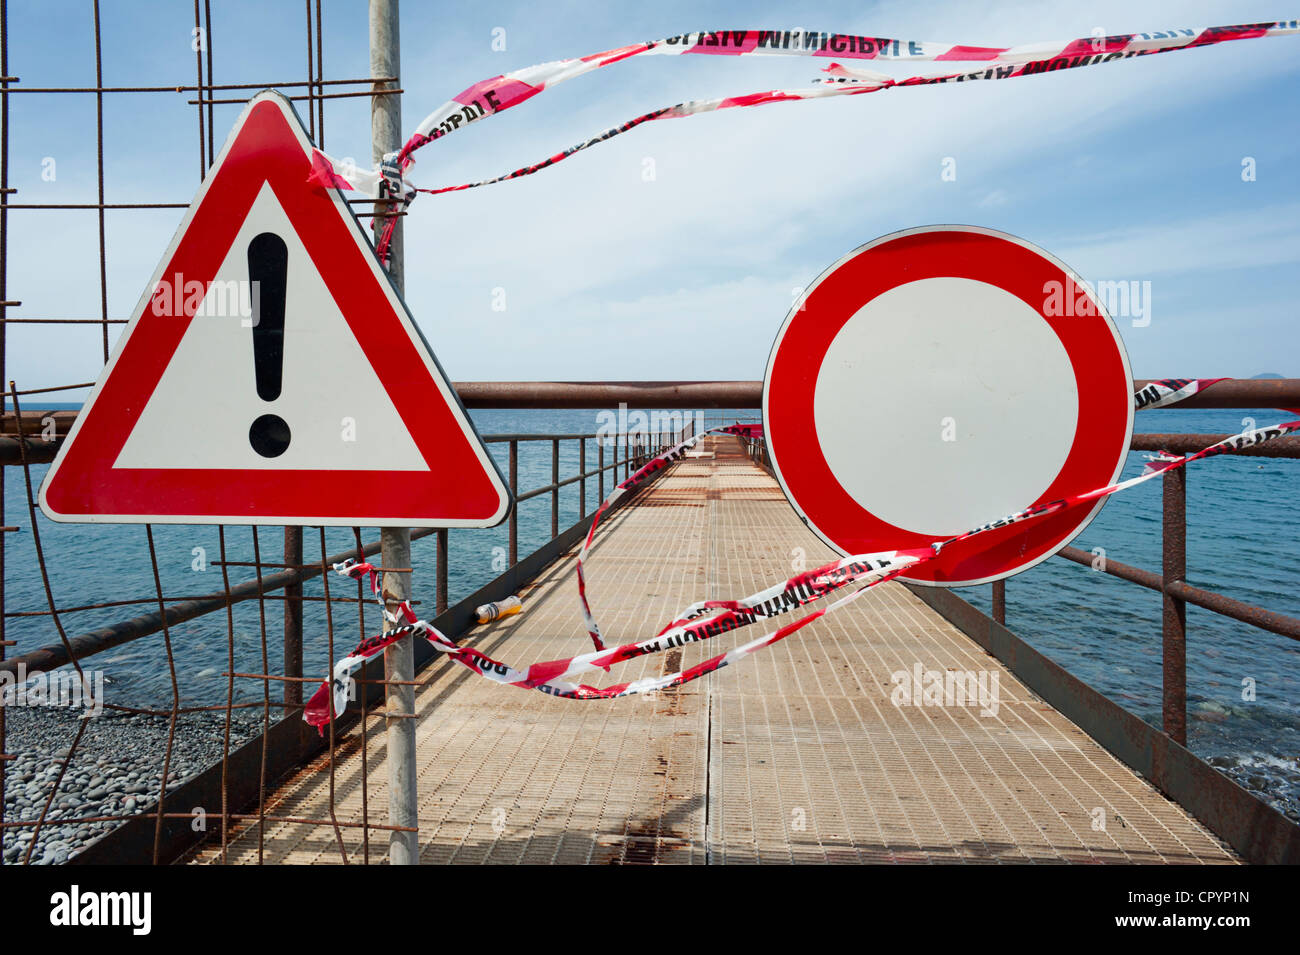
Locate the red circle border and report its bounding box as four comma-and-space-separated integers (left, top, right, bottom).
762, 225, 1133, 586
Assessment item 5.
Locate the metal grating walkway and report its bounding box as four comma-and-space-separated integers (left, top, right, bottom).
190, 436, 1236, 864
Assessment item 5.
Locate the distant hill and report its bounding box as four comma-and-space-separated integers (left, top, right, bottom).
1251, 372, 1285, 379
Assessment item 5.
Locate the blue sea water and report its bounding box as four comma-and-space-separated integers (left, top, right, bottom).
961, 406, 1300, 794
4, 405, 1298, 806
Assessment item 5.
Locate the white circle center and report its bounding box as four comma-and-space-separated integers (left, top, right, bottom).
812, 276, 1079, 536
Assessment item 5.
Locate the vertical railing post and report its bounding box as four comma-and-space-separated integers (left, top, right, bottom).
579, 437, 587, 519
991, 579, 1005, 626
436, 528, 448, 616
551, 437, 559, 540
283, 526, 303, 708
1163, 467, 1188, 745
508, 439, 518, 566
598, 439, 605, 502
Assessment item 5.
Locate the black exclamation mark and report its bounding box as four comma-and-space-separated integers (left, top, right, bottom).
247, 232, 291, 458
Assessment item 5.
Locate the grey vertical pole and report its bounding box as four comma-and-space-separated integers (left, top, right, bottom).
436, 529, 448, 615
1162, 468, 1187, 746
550, 438, 559, 539
508, 440, 518, 566
283, 526, 303, 710
579, 438, 586, 519
370, 0, 418, 866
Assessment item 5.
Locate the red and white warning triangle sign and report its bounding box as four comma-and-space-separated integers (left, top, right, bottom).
40, 91, 511, 527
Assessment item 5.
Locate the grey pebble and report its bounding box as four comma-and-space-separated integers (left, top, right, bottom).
2, 705, 262, 863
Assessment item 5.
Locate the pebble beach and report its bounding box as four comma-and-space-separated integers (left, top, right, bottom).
2, 706, 263, 864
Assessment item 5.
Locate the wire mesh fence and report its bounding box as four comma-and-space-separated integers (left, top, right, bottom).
0, 0, 709, 865
0, 0, 397, 867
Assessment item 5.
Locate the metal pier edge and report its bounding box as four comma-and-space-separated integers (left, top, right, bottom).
906, 584, 1300, 865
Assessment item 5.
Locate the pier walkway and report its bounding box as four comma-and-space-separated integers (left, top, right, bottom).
191, 436, 1235, 864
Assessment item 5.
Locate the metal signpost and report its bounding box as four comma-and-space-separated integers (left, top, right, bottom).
370, 0, 417, 867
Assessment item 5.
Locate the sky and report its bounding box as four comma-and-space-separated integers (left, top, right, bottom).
4, 0, 1299, 397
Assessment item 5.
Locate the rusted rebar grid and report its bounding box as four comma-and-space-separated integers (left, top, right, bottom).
0, 0, 408, 868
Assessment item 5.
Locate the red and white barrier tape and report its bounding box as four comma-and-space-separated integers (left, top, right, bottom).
1134, 377, 1299, 416
303, 411, 1300, 732
1133, 377, 1224, 410
302, 21, 1300, 259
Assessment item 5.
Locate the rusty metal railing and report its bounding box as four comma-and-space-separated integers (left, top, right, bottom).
6, 384, 1297, 754
485, 430, 666, 565
0, 412, 687, 864
690, 381, 1300, 751
988, 425, 1300, 746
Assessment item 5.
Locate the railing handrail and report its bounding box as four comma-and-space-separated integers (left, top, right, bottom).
6, 376, 1299, 420
6, 378, 1297, 465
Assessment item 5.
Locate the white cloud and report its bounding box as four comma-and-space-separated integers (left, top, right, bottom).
7, 0, 1300, 390
1048, 204, 1300, 278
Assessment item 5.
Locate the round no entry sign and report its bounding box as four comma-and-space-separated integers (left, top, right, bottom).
763, 225, 1133, 586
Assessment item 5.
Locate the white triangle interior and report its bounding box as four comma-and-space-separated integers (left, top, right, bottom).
114, 182, 429, 472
